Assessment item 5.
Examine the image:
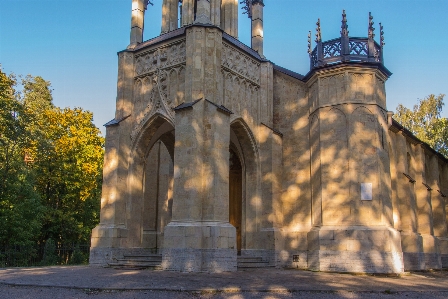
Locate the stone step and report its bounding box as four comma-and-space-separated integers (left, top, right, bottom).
237, 257, 263, 263
111, 254, 271, 269
116, 259, 161, 264
123, 254, 162, 261
110, 260, 162, 266
108, 254, 162, 270
237, 262, 272, 268
108, 262, 163, 270
237, 256, 271, 268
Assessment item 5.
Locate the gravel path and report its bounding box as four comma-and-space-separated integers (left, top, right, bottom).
1, 284, 448, 299
0, 266, 447, 298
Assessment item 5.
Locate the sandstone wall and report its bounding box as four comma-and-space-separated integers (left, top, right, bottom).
388, 126, 448, 270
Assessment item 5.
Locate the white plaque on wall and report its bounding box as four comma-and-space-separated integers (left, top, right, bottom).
361, 183, 373, 200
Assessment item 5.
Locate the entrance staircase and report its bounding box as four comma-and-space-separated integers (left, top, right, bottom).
108, 254, 271, 270
237, 256, 271, 269
108, 254, 162, 270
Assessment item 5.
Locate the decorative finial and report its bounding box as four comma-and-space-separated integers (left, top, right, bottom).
240, 0, 252, 19
308, 31, 312, 56
379, 22, 385, 47
368, 12, 375, 39
144, 0, 154, 10
315, 18, 321, 43
341, 10, 349, 37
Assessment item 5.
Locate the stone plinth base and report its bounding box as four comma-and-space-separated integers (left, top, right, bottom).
162, 248, 236, 272
240, 249, 276, 267
162, 221, 237, 272
90, 225, 128, 247
403, 252, 441, 271
89, 224, 129, 265
441, 254, 448, 268
275, 250, 308, 269
307, 250, 403, 273
437, 237, 448, 268
401, 233, 442, 270
89, 247, 155, 266
307, 226, 404, 273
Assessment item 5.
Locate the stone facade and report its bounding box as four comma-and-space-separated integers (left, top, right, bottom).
90, 0, 448, 273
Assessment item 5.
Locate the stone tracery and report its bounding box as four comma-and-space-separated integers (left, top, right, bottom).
135, 40, 186, 77
222, 43, 260, 85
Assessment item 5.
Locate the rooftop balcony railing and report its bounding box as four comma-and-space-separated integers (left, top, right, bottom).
310, 37, 382, 69
309, 11, 385, 71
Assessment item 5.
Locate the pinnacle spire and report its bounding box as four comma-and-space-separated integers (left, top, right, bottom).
368, 12, 375, 39
341, 10, 349, 37
315, 18, 321, 43
380, 22, 385, 48
308, 31, 312, 56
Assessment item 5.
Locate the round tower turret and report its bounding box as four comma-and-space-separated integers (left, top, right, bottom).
306, 11, 403, 273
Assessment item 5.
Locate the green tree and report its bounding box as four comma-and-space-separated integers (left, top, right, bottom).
33, 107, 104, 245
0, 70, 43, 249
21, 75, 54, 163
1, 70, 103, 261
12, 74, 104, 246
40, 238, 58, 265
395, 94, 448, 157
22, 75, 54, 113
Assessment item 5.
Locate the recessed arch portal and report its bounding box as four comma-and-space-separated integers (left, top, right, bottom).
229, 143, 243, 252
230, 118, 260, 252
127, 114, 175, 249
142, 134, 174, 251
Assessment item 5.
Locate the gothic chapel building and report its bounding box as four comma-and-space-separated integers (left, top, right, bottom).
90, 0, 448, 273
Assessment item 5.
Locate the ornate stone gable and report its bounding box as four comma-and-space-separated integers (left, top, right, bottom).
135, 39, 186, 77
221, 69, 260, 123
131, 39, 187, 142
220, 42, 262, 124
131, 68, 178, 142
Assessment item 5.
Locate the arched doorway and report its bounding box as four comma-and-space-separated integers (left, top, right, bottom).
229, 119, 260, 254
127, 115, 175, 249
142, 132, 174, 252
229, 145, 242, 253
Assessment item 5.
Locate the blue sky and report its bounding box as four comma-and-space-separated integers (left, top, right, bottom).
1, 0, 447, 135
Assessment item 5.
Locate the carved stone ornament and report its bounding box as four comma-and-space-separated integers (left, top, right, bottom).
144, 0, 153, 10
131, 68, 175, 141
135, 40, 186, 77
222, 42, 260, 85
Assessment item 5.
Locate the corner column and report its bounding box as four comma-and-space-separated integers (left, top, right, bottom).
130, 0, 146, 47
210, 0, 221, 26
90, 51, 135, 265
182, 0, 194, 26
195, 0, 211, 24
162, 25, 236, 272
251, 0, 264, 56
162, 100, 237, 272
221, 0, 238, 38
162, 0, 179, 34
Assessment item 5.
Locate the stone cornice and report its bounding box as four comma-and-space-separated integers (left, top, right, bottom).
303, 61, 392, 83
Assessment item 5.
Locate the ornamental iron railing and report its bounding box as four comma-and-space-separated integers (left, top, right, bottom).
308, 11, 385, 70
